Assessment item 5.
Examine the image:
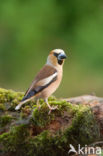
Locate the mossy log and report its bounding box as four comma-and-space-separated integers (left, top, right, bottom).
0, 88, 102, 156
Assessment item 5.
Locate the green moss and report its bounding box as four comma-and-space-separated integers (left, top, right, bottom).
0, 88, 101, 156
0, 127, 67, 156
0, 88, 24, 110
32, 104, 54, 127
0, 124, 29, 154
0, 103, 6, 111
63, 106, 100, 146
32, 100, 70, 127
0, 104, 100, 156
0, 115, 12, 127
27, 131, 64, 156
20, 106, 32, 118
48, 96, 56, 101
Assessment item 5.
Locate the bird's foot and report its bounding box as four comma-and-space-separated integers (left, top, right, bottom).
48, 105, 58, 114
36, 99, 41, 110
37, 104, 41, 110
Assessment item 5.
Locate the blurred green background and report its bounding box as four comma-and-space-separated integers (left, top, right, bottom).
0, 0, 103, 98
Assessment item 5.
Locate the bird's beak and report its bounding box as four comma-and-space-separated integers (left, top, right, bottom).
58, 53, 67, 60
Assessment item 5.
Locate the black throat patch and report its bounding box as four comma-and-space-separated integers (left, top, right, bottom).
58, 59, 63, 65
54, 52, 63, 65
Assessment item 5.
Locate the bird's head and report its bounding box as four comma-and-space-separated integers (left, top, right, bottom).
47, 49, 67, 67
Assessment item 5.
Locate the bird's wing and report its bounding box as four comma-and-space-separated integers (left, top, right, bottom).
22, 65, 57, 101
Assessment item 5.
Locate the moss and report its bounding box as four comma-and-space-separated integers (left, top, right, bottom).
63, 105, 100, 146
0, 88, 24, 110
0, 106, 99, 155
0, 103, 6, 111
32, 100, 71, 127
27, 131, 64, 156
20, 106, 32, 119
48, 96, 56, 101
0, 88, 101, 156
0, 127, 67, 156
32, 105, 54, 127
0, 115, 12, 127
0, 105, 100, 156
0, 124, 29, 154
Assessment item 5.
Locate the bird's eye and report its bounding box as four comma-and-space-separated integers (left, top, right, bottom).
54, 52, 60, 57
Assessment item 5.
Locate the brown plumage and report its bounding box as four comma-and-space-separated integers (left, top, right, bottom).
15, 49, 67, 111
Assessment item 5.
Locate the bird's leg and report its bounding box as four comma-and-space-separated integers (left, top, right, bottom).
45, 99, 58, 114
36, 99, 41, 110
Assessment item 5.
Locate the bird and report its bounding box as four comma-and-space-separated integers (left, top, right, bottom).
15, 49, 67, 112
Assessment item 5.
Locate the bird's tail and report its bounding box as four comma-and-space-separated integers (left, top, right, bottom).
15, 97, 33, 110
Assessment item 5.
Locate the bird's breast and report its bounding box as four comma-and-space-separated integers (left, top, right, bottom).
37, 68, 63, 99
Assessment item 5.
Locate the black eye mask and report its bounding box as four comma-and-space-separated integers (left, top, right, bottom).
54, 52, 60, 58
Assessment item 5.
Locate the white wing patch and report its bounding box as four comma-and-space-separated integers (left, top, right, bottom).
37, 72, 58, 86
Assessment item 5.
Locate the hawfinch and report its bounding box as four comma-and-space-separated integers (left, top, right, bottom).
15, 49, 67, 112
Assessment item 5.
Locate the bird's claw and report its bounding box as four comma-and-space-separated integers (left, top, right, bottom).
37, 105, 41, 110
48, 105, 58, 114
